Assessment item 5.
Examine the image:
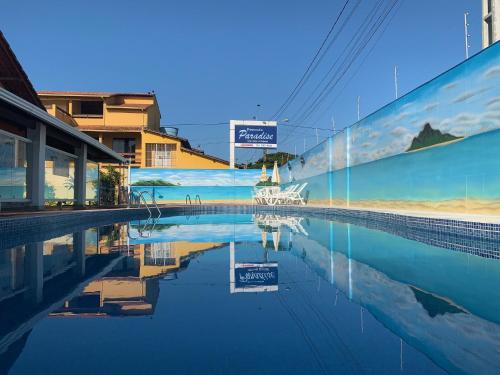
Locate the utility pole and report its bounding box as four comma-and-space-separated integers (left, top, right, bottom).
331, 115, 336, 134
464, 12, 470, 59
357, 96, 361, 121
394, 65, 399, 99
256, 104, 267, 164
315, 128, 319, 145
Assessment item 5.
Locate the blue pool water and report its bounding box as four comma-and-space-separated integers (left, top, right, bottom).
1, 212, 500, 374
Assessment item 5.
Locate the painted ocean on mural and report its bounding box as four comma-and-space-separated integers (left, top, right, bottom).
280, 41, 500, 214
130, 168, 261, 203
129, 214, 261, 243
0, 168, 26, 200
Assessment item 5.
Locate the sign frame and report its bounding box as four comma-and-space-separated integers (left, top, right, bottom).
229, 120, 278, 169
233, 262, 279, 293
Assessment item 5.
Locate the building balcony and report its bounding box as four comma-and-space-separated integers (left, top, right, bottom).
120, 152, 141, 166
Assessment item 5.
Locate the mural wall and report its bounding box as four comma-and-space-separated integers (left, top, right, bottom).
281, 41, 500, 214
130, 168, 261, 203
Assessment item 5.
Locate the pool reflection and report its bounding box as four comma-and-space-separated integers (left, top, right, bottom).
1, 213, 500, 374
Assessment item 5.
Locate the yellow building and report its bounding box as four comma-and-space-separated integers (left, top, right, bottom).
38, 91, 229, 169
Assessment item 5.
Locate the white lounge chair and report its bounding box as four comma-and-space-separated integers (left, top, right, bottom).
253, 186, 276, 205
266, 184, 298, 206
280, 182, 308, 205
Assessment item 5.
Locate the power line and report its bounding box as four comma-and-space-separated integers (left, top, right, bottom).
271, 0, 353, 120
274, 0, 362, 122
278, 0, 391, 147
307, 0, 404, 125
161, 122, 228, 127
294, 0, 400, 125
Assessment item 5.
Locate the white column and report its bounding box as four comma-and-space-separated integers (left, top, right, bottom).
74, 143, 87, 206
229, 241, 235, 293
229, 120, 235, 169
25, 241, 43, 304
27, 122, 46, 209
482, 0, 500, 48
73, 231, 86, 277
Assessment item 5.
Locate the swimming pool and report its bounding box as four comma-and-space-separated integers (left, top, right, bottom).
1, 210, 499, 374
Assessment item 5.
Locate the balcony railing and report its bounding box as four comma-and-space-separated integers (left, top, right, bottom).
121, 152, 141, 166
55, 106, 79, 127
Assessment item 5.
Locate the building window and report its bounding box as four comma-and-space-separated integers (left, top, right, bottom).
144, 242, 175, 266
112, 138, 136, 154
73, 100, 103, 116
146, 143, 176, 167
0, 132, 28, 200
52, 157, 70, 177
45, 148, 75, 201
0, 135, 15, 168
112, 138, 137, 163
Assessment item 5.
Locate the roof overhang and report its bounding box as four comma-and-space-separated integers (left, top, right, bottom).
0, 31, 45, 109
37, 91, 155, 98
0, 87, 127, 163
180, 147, 230, 165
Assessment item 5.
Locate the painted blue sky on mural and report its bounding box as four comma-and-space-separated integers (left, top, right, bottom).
281, 43, 500, 183
131, 168, 261, 186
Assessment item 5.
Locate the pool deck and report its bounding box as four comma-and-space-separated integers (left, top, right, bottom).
0, 203, 500, 225
1, 203, 500, 223
304, 204, 500, 225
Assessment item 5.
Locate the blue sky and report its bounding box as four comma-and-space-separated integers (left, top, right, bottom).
1, 0, 482, 162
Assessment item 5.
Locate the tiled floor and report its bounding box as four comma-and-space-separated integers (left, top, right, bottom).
304, 204, 500, 224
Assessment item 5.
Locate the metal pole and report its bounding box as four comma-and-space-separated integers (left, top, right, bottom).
229, 120, 235, 169
464, 12, 470, 59
357, 96, 360, 121
229, 241, 235, 293
315, 128, 319, 145
394, 65, 399, 99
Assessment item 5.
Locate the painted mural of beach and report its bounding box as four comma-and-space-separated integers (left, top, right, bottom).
279, 41, 500, 215
293, 128, 500, 214
130, 168, 261, 203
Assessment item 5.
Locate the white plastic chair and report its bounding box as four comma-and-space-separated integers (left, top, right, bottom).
273, 184, 299, 205
285, 182, 308, 205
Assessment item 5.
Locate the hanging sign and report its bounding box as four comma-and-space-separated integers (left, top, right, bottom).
234, 124, 277, 148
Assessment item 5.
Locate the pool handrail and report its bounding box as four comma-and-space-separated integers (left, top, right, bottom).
140, 190, 161, 218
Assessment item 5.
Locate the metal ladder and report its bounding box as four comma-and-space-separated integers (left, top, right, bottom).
128, 190, 162, 239
130, 190, 161, 217
185, 194, 202, 205
185, 194, 203, 217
